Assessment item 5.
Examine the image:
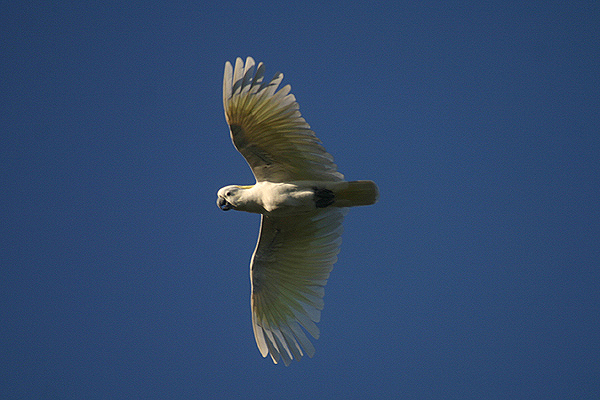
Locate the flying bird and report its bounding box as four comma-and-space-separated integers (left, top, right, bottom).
218, 57, 379, 365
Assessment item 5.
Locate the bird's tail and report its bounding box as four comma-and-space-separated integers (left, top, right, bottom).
334, 180, 379, 207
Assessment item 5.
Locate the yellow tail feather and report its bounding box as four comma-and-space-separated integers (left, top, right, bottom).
334, 180, 379, 207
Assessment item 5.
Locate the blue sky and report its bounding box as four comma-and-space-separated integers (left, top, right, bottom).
2, 1, 599, 399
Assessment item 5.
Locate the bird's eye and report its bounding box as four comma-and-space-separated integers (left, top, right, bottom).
226, 191, 232, 197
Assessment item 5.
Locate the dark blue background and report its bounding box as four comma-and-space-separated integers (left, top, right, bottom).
2, 1, 599, 399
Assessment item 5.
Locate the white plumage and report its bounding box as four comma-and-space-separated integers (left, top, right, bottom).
217, 57, 378, 365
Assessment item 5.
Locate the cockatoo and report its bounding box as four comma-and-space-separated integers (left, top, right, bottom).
217, 57, 379, 366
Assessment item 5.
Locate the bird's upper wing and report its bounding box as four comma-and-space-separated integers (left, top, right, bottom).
223, 57, 344, 183
250, 208, 347, 365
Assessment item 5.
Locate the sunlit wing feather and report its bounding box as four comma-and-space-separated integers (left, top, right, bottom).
223, 57, 344, 183
250, 208, 347, 365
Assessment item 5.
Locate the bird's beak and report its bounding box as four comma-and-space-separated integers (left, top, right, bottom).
217, 197, 233, 211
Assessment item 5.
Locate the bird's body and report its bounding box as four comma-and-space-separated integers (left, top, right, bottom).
217, 180, 378, 216
217, 57, 378, 365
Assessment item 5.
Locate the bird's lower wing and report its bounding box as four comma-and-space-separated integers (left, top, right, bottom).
250, 208, 347, 365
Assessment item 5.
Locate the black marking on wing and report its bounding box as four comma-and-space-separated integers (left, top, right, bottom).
230, 124, 276, 166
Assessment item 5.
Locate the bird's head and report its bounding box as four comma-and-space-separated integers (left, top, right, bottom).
216, 185, 246, 211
